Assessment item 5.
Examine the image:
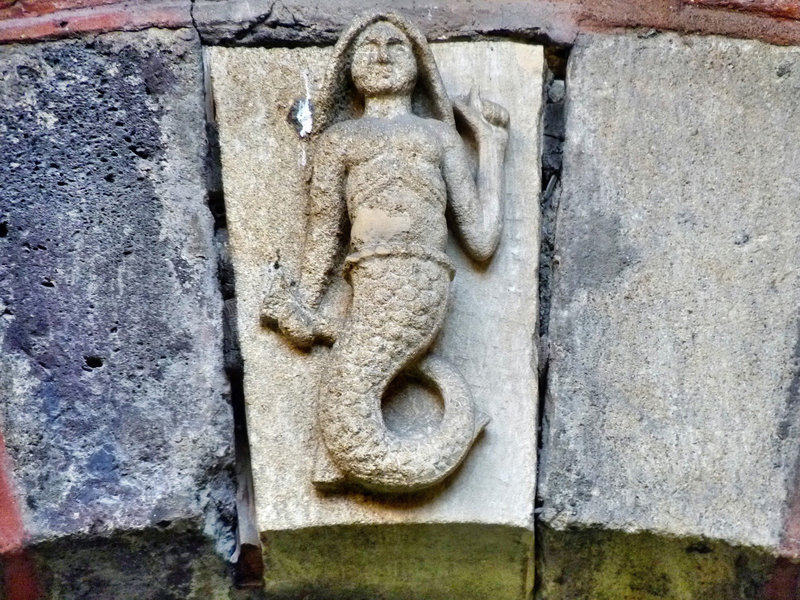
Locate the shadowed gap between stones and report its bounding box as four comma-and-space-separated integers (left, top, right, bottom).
201, 46, 265, 589
534, 42, 569, 600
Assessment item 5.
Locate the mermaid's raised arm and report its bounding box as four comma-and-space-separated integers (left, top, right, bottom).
442, 91, 509, 262
300, 130, 348, 309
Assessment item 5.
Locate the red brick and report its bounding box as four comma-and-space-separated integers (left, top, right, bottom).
1, 0, 800, 54
0, 433, 24, 556
577, 0, 800, 45
683, 0, 800, 21
0, 0, 119, 21
0, 0, 190, 42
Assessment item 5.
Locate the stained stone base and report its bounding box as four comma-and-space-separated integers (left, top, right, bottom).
536, 525, 789, 600
260, 524, 533, 600
0, 526, 232, 600
209, 38, 542, 596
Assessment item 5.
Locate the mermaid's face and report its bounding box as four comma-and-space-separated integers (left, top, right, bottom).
351, 22, 417, 97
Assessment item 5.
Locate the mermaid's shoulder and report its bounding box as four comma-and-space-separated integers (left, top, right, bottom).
313, 121, 357, 158
324, 118, 370, 138
423, 117, 461, 148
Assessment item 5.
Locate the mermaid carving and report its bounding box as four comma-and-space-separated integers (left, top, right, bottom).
262, 12, 509, 494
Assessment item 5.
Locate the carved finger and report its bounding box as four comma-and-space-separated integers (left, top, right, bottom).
280, 309, 315, 351
261, 282, 288, 331
454, 91, 510, 134
452, 97, 489, 135
468, 86, 483, 114
480, 99, 510, 129
451, 96, 479, 122
260, 306, 280, 331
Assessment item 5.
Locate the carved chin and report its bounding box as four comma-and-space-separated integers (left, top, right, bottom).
356, 76, 415, 97
353, 65, 416, 97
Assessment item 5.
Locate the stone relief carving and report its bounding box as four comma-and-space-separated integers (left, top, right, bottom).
261, 12, 509, 494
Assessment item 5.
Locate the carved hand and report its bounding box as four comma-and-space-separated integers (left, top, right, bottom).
261, 267, 336, 351
452, 88, 510, 149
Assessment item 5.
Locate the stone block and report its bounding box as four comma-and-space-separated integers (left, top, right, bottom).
209, 36, 542, 598
0, 27, 234, 594
193, 0, 577, 45
536, 524, 781, 599
0, 528, 232, 600
539, 30, 800, 568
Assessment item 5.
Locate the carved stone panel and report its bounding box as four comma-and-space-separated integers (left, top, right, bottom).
208, 18, 541, 573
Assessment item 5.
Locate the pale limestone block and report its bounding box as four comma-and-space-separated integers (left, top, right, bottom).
539, 33, 800, 556
208, 40, 541, 536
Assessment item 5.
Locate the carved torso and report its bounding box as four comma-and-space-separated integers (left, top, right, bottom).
328, 115, 451, 255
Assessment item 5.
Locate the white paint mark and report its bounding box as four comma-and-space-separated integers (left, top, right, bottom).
297, 71, 313, 138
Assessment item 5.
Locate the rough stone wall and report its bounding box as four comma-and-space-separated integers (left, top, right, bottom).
0, 26, 235, 599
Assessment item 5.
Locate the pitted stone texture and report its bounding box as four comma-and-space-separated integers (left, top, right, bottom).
209, 41, 541, 531
318, 256, 472, 492
539, 33, 800, 553
0, 28, 234, 553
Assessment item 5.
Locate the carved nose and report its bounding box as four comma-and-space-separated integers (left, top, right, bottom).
376, 45, 390, 63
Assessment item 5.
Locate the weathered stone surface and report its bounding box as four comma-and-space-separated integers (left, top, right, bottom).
209, 34, 541, 597
2, 0, 799, 47
1, 527, 232, 600
539, 32, 800, 559
0, 26, 235, 572
194, 0, 575, 45
193, 0, 800, 47
261, 524, 534, 600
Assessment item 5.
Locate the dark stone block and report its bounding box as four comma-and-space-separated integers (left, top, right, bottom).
192, 0, 800, 48
0, 526, 231, 600
0, 26, 235, 574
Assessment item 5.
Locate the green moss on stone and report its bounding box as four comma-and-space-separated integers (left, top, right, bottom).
537, 524, 780, 600
261, 523, 533, 600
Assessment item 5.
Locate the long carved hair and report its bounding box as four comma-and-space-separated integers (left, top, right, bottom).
312, 12, 455, 134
